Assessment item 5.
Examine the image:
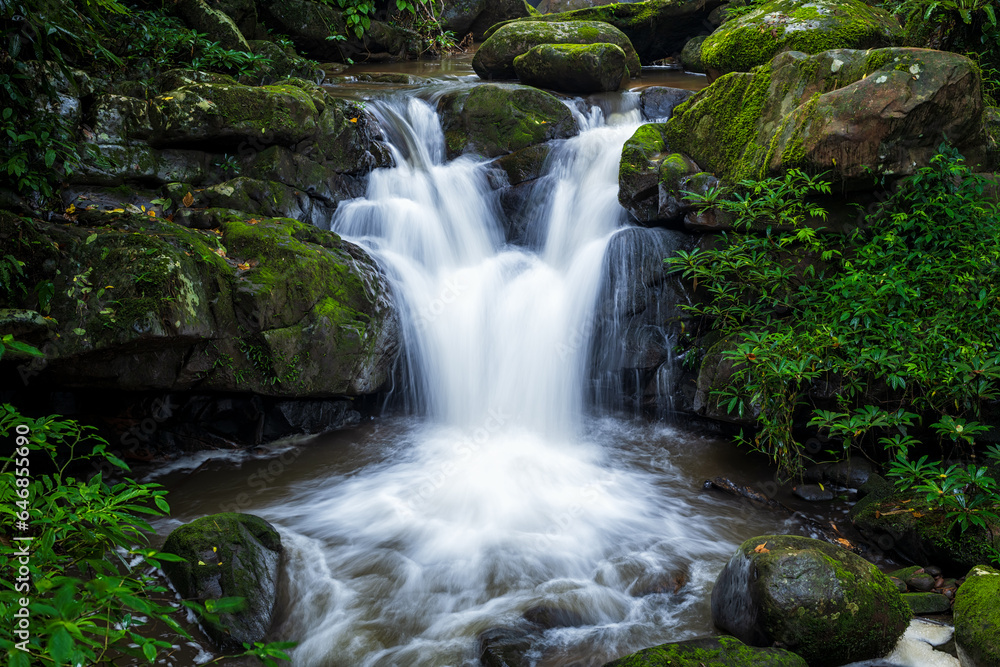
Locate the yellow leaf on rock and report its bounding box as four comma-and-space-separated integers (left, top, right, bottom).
182, 191, 195, 208
753, 542, 769, 553
349, 117, 358, 123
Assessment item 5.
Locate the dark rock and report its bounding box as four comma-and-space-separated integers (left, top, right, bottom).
711, 535, 911, 667
473, 20, 641, 80
703, 477, 785, 511
889, 576, 907, 593
954, 564, 1000, 667
908, 572, 937, 592
173, 0, 251, 52
903, 592, 951, 615
602, 635, 808, 666
617, 123, 700, 225
824, 458, 874, 487
438, 0, 533, 40
522, 605, 585, 628
514, 42, 629, 93
639, 86, 696, 121
247, 40, 324, 84
793, 483, 834, 502
492, 144, 552, 186
213, 0, 261, 39
162, 513, 282, 650
478, 625, 538, 667
925, 565, 943, 577
679, 35, 707, 73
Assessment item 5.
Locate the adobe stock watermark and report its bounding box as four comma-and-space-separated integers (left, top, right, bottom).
9, 422, 34, 654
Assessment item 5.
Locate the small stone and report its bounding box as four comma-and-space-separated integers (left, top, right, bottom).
903, 592, 951, 615
889, 576, 907, 593
924, 565, 943, 577
908, 572, 937, 592
793, 484, 835, 502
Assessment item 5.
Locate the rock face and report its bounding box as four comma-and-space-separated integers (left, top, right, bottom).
162, 513, 282, 650
603, 635, 808, 666
438, 83, 578, 158
514, 42, 628, 93
711, 535, 911, 667
702, 0, 900, 76
173, 0, 251, 52
679, 35, 707, 73
489, 0, 726, 64
0, 211, 399, 397
954, 565, 1000, 667
639, 86, 696, 120
473, 20, 641, 80
439, 0, 534, 40
664, 48, 987, 185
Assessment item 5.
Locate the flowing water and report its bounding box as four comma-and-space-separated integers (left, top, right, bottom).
152, 87, 944, 666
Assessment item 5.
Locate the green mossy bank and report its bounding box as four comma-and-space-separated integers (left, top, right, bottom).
954, 565, 1000, 667
603, 636, 807, 666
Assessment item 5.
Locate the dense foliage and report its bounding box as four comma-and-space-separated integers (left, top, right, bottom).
668, 146, 1000, 534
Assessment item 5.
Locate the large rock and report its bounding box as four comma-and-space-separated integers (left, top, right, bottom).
711, 535, 911, 667
954, 565, 1000, 667
0, 211, 399, 397
173, 0, 251, 52
488, 0, 726, 63
603, 635, 808, 666
618, 123, 701, 224
473, 20, 641, 80
438, 83, 577, 158
639, 86, 696, 121
162, 513, 281, 650
439, 0, 534, 40
514, 42, 628, 93
851, 491, 1000, 574
663, 48, 988, 185
701, 0, 901, 76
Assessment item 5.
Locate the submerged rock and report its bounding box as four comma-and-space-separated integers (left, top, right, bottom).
162, 513, 282, 650
701, 0, 900, 76
438, 83, 577, 158
711, 535, 910, 666
954, 564, 1000, 667
514, 42, 628, 93
664, 47, 988, 185
473, 20, 641, 80
603, 635, 808, 666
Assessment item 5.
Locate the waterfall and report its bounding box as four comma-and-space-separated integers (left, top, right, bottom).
259, 92, 764, 667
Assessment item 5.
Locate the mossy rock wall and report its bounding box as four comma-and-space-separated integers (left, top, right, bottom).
162, 513, 282, 650
438, 83, 578, 159
603, 635, 808, 666
701, 0, 901, 76
711, 535, 910, 667
663, 47, 987, 186
954, 565, 1000, 667
513, 42, 628, 93
473, 20, 641, 79
0, 210, 399, 397
487, 0, 727, 63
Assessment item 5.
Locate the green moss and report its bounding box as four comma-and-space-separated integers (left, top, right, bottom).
454, 84, 576, 158
619, 123, 667, 181
954, 565, 1000, 666
605, 635, 807, 666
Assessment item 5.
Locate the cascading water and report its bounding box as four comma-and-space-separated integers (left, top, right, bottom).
241, 92, 793, 666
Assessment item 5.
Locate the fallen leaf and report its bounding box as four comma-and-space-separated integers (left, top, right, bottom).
182, 191, 195, 208
163, 96, 174, 101
349, 117, 358, 123
836, 538, 853, 548
248, 218, 259, 225
753, 542, 769, 553
214, 248, 226, 257
237, 262, 250, 271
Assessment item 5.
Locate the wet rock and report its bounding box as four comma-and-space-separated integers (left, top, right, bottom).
438, 84, 577, 159
628, 569, 689, 597
804, 458, 873, 488
473, 20, 641, 80
704, 477, 785, 511
492, 144, 552, 186
954, 564, 1000, 667
478, 625, 537, 667
711, 535, 911, 667
514, 42, 629, 93
0, 211, 399, 397
173, 0, 251, 52
692, 336, 758, 427
909, 572, 937, 592
702, 0, 900, 76
889, 576, 908, 593
664, 48, 989, 186
603, 635, 808, 666
162, 513, 282, 650
903, 592, 951, 615
439, 0, 533, 40
491, 0, 726, 64
522, 605, 585, 628
639, 86, 696, 121
617, 123, 701, 225
793, 483, 834, 502
679, 35, 707, 73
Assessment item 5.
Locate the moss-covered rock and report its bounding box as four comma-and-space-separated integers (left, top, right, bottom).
487, 0, 726, 63
712, 535, 910, 667
851, 492, 1000, 574
701, 0, 900, 76
513, 42, 628, 93
663, 47, 987, 185
473, 20, 641, 80
162, 513, 281, 650
214, 0, 261, 39
0, 210, 399, 397
603, 635, 808, 666
954, 564, 1000, 667
618, 123, 700, 224
902, 592, 951, 615
679, 34, 707, 73
438, 84, 577, 159
247, 39, 324, 84
491, 144, 553, 185
173, 0, 251, 52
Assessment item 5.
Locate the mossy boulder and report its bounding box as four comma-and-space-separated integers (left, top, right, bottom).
162, 513, 281, 650
618, 123, 700, 224
679, 34, 707, 73
247, 40, 324, 84
954, 564, 1000, 667
173, 0, 251, 52
513, 42, 628, 93
851, 492, 1000, 574
473, 20, 641, 80
0, 211, 399, 397
701, 0, 900, 76
902, 592, 951, 615
603, 635, 808, 666
439, 0, 534, 40
491, 144, 553, 185
664, 47, 987, 186
438, 83, 577, 159
487, 0, 726, 63
214, 0, 262, 39
711, 535, 911, 667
